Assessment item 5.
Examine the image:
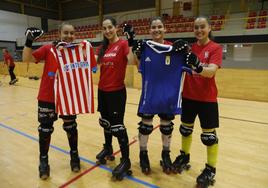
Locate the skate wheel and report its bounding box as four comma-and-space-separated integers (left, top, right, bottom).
185, 164, 191, 170
40, 174, 49, 180
96, 159, 107, 165
107, 155, 115, 161
142, 168, 151, 175
164, 168, 171, 174
211, 179, 216, 185
117, 176, 123, 181
126, 170, 132, 176
112, 174, 123, 181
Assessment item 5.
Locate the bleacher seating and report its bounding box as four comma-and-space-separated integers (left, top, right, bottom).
246, 10, 267, 29
36, 14, 226, 42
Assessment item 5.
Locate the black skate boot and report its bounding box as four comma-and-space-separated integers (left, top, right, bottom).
172, 150, 191, 174
70, 150, 80, 172
196, 164, 216, 188
39, 155, 50, 180
139, 150, 151, 174
160, 150, 174, 174
112, 158, 132, 181
96, 144, 115, 165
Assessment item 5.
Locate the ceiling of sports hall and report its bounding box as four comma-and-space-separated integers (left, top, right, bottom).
0, 0, 155, 20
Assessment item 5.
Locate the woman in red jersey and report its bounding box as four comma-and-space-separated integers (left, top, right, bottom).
95, 16, 135, 180
22, 23, 83, 180
2, 49, 17, 85
172, 16, 223, 188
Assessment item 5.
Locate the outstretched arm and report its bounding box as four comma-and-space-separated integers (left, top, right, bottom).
22, 27, 44, 63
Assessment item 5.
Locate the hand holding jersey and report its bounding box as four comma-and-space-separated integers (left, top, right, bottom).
52, 40, 68, 49
185, 52, 203, 73
132, 39, 145, 60
25, 27, 44, 48
122, 23, 135, 47
172, 39, 189, 53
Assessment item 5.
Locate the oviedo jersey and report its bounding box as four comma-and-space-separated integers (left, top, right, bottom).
138, 40, 187, 115
50, 41, 97, 115
183, 40, 222, 102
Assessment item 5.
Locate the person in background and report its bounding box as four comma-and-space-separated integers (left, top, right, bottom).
2, 49, 17, 85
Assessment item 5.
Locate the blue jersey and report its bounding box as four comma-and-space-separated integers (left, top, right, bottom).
138, 40, 187, 115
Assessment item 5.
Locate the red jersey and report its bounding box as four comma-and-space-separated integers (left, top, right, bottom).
4, 53, 15, 67
32, 44, 56, 103
96, 39, 129, 91
50, 41, 96, 115
163, 40, 172, 45
183, 40, 222, 102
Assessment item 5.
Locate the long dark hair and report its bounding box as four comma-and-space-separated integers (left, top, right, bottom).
194, 16, 214, 40
97, 16, 117, 63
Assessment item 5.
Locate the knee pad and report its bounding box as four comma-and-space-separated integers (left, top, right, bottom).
138, 113, 154, 119
99, 117, 111, 130
38, 122, 54, 136
179, 124, 193, 137
158, 114, 175, 121
138, 121, 153, 135
201, 131, 218, 146
110, 124, 126, 137
63, 121, 77, 133
160, 122, 174, 135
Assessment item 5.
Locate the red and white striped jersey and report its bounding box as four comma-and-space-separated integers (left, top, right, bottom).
50, 41, 97, 115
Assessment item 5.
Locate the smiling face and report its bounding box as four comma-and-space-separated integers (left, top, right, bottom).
59, 24, 75, 43
194, 17, 211, 44
150, 19, 166, 43
102, 19, 118, 42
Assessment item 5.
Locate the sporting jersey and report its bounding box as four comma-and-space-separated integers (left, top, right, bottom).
138, 40, 187, 115
183, 40, 222, 102
32, 44, 56, 103
4, 53, 15, 67
50, 41, 97, 115
96, 39, 129, 91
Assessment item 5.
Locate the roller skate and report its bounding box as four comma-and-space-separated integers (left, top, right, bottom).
196, 164, 216, 188
160, 150, 174, 174
112, 158, 132, 181
39, 155, 50, 180
139, 150, 151, 174
96, 144, 115, 165
70, 150, 80, 172
172, 150, 191, 173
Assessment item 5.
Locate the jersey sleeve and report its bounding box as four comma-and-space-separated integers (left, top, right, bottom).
32, 44, 50, 63
95, 45, 101, 56
122, 40, 129, 56
90, 46, 97, 68
46, 48, 59, 73
209, 45, 223, 68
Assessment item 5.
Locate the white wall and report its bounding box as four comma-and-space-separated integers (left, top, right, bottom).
0, 10, 41, 42
48, 19, 61, 31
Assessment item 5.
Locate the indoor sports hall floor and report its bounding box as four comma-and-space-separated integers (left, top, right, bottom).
0, 75, 268, 188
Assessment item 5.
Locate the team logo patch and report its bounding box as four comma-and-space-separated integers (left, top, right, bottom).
204, 51, 209, 59
145, 57, 151, 62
